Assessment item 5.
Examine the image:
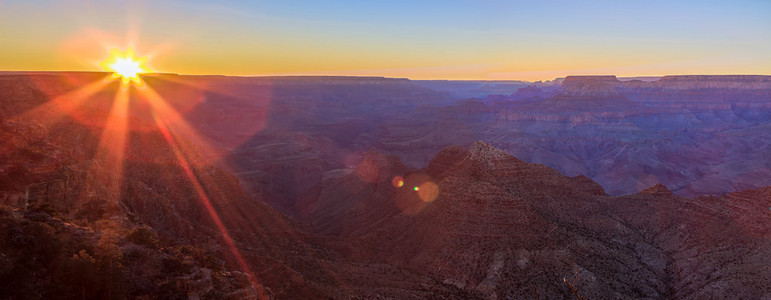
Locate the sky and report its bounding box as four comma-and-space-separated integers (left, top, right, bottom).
0, 0, 769, 81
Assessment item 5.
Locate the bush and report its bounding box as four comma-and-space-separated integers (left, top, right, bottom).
30, 201, 57, 217
127, 226, 161, 249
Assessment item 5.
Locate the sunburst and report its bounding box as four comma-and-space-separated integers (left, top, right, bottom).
11, 45, 266, 295
99, 48, 151, 87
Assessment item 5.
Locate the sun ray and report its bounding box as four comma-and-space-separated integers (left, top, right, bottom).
145, 76, 311, 248
150, 111, 267, 298
90, 88, 130, 204
136, 85, 221, 161
137, 74, 309, 297
6, 76, 113, 157
141, 79, 315, 285
69, 87, 130, 234
149, 75, 272, 162
11, 76, 112, 125
152, 74, 272, 109
152, 74, 223, 95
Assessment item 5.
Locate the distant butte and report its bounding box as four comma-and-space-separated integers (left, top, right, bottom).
639, 183, 674, 197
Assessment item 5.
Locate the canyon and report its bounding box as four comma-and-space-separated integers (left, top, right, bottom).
0, 72, 769, 299
146, 73, 770, 209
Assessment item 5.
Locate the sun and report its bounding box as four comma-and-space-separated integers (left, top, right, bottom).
100, 48, 151, 87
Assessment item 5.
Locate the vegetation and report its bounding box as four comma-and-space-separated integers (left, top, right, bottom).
127, 226, 161, 249
0, 206, 125, 299
0, 204, 240, 299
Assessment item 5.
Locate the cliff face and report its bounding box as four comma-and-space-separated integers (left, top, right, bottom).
368, 75, 771, 197
654, 75, 771, 89
550, 75, 771, 101
552, 75, 625, 100
305, 142, 769, 299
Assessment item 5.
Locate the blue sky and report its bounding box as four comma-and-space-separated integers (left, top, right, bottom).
1, 0, 769, 80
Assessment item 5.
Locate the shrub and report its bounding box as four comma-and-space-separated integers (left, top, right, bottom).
127, 226, 161, 249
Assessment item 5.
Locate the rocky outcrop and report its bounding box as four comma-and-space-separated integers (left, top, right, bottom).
639, 183, 673, 197
551, 75, 625, 100
339, 143, 771, 299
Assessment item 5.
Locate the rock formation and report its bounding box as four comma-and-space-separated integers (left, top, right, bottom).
307, 142, 770, 298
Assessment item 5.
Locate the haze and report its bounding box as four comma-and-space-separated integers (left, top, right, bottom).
1, 0, 769, 80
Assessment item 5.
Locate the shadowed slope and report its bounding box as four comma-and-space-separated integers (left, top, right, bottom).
308, 142, 769, 299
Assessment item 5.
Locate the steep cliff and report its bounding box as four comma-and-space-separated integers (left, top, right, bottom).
300, 142, 769, 298
551, 75, 625, 100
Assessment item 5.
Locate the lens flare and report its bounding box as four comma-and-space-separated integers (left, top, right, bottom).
100, 48, 151, 87
392, 176, 404, 188
417, 181, 439, 202
394, 173, 439, 215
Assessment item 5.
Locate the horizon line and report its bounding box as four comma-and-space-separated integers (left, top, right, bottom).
2, 70, 770, 83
